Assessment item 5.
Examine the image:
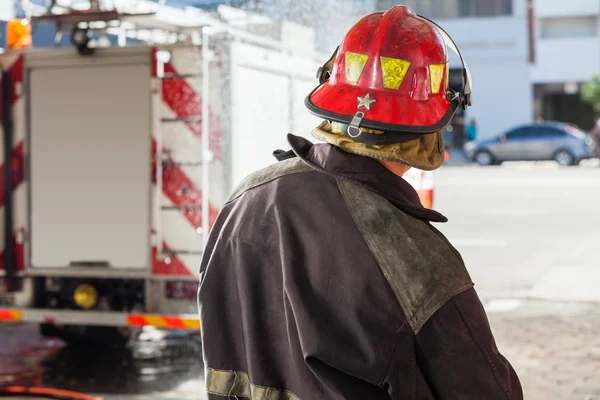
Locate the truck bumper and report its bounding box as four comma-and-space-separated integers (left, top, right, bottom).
0, 308, 200, 330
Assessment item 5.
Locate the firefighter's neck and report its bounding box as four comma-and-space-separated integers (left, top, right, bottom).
379, 160, 411, 178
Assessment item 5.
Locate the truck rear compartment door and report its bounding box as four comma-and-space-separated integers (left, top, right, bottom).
28, 63, 151, 269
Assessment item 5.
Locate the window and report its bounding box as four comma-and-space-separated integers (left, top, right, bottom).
377, 0, 512, 18
460, 0, 512, 17
541, 128, 566, 138
505, 127, 536, 140
540, 17, 597, 39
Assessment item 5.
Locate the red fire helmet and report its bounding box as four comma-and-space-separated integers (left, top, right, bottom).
305, 6, 472, 145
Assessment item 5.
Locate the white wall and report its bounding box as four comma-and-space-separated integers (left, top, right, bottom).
531, 0, 600, 83
440, 13, 533, 138
229, 42, 321, 188
531, 37, 600, 83
468, 62, 532, 137
513, 0, 529, 17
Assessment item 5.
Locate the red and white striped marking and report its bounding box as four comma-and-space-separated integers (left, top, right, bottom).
151, 47, 225, 277
0, 308, 22, 321
127, 313, 200, 330
405, 169, 435, 209
0, 54, 26, 273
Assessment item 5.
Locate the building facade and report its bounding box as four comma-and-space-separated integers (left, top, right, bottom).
531, 0, 599, 130
377, 0, 533, 140
5, 0, 598, 136
376, 0, 600, 136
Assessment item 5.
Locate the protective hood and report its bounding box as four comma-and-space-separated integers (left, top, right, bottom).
312, 120, 446, 171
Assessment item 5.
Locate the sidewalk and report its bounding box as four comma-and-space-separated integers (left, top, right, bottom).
444, 149, 472, 166
488, 300, 600, 400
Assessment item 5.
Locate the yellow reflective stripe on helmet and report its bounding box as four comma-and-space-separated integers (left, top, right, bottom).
206, 368, 301, 400
345, 52, 369, 84
380, 56, 411, 90
445, 62, 450, 91
429, 64, 445, 94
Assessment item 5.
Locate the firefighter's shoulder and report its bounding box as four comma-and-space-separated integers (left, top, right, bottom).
225, 157, 314, 205
336, 179, 474, 334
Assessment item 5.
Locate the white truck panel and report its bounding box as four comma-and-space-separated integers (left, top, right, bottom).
292, 79, 323, 141
29, 64, 151, 269
231, 66, 291, 187
229, 42, 322, 189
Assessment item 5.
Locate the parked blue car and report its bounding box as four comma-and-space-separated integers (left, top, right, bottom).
464, 122, 596, 166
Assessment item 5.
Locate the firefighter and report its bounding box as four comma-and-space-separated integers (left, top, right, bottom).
198, 6, 523, 399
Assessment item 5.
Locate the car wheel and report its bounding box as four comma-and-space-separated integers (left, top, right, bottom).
553, 150, 575, 166
474, 150, 494, 166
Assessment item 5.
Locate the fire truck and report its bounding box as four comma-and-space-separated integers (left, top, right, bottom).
0, 1, 434, 340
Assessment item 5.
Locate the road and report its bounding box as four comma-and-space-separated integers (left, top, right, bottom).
436, 164, 600, 304
436, 164, 600, 400
2, 164, 600, 399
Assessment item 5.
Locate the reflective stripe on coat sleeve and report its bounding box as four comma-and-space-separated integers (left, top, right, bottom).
206, 368, 301, 400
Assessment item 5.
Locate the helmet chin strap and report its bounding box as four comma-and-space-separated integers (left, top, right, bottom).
317, 46, 339, 84
418, 15, 473, 110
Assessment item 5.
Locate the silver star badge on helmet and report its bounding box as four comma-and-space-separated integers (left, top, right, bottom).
357, 93, 376, 111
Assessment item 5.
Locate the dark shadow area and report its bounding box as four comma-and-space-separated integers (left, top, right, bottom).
41, 330, 204, 395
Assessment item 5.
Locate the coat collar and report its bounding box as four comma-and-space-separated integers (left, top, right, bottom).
285, 134, 448, 223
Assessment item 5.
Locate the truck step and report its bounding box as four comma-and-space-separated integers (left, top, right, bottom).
159, 73, 202, 80
161, 205, 202, 211
162, 160, 203, 167
159, 249, 203, 256
161, 116, 202, 123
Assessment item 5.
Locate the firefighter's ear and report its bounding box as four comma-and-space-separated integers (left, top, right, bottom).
317, 46, 339, 84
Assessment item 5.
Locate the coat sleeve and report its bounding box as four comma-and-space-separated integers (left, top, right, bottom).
414, 288, 523, 399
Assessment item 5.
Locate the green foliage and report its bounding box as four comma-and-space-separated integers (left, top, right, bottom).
581, 75, 600, 112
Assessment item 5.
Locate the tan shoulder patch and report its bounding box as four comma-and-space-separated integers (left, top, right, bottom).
337, 179, 473, 334
226, 158, 313, 204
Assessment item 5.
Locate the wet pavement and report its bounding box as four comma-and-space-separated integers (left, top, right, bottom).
0, 323, 207, 399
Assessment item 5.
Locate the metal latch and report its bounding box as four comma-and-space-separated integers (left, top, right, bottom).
347, 112, 365, 138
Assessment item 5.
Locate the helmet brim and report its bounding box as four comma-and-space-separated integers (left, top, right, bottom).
305, 81, 458, 137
